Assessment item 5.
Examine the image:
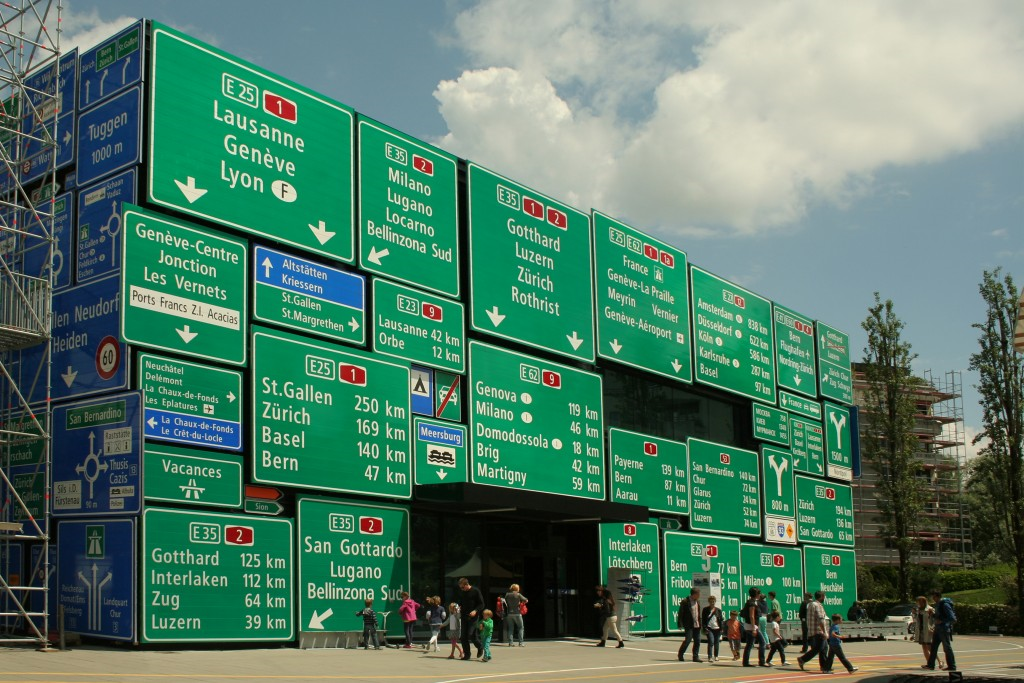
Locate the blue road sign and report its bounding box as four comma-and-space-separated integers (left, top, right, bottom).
3, 464, 47, 523
51, 392, 142, 517
20, 111, 75, 184
76, 85, 141, 187
79, 20, 143, 111
254, 245, 365, 308
57, 518, 136, 641
23, 49, 77, 124
21, 274, 127, 404
77, 168, 136, 284
411, 365, 434, 416
22, 190, 73, 291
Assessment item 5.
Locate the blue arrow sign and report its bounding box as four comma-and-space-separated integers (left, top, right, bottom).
23, 48, 78, 124
76, 168, 136, 284
22, 190, 73, 291
20, 111, 75, 184
144, 410, 242, 451
76, 85, 142, 187
51, 391, 142, 517
254, 245, 365, 309
79, 20, 143, 111
57, 518, 136, 641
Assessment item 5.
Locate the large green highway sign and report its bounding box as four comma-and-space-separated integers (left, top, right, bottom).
358, 119, 459, 296
608, 428, 687, 514
467, 164, 595, 362
752, 402, 790, 447
143, 444, 243, 508
823, 402, 853, 481
690, 266, 776, 402
663, 531, 742, 630
593, 212, 691, 381
297, 497, 409, 633
148, 23, 354, 262
469, 341, 604, 499
761, 446, 797, 545
803, 546, 857, 616
790, 416, 824, 476
779, 390, 821, 420
372, 278, 465, 372
598, 522, 662, 633
687, 438, 761, 536
795, 475, 855, 547
773, 304, 816, 397
739, 544, 804, 621
141, 507, 293, 643
816, 321, 853, 404
122, 205, 247, 365
252, 327, 411, 498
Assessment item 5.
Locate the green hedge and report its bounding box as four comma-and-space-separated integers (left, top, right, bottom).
937, 568, 1008, 593
858, 599, 1022, 635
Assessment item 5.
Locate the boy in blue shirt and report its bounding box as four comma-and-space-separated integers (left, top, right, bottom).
823, 614, 858, 674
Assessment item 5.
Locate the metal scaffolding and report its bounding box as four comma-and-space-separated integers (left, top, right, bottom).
0, 0, 61, 649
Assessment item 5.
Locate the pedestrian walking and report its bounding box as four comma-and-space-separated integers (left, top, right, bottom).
398, 592, 421, 649
796, 591, 828, 672
742, 587, 765, 667
456, 577, 485, 661
595, 588, 625, 648
798, 592, 812, 653
823, 614, 858, 673
912, 595, 938, 667
446, 603, 463, 659
677, 587, 702, 662
725, 610, 742, 660
425, 596, 446, 652
503, 583, 528, 646
765, 610, 787, 666
923, 591, 957, 671
702, 595, 724, 662
478, 609, 494, 662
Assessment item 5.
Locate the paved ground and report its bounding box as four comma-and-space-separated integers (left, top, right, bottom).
1, 634, 1022, 683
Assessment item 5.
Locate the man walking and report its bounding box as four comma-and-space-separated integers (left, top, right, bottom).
796, 591, 828, 672
456, 577, 485, 661
798, 592, 812, 652
923, 591, 957, 671
676, 588, 702, 662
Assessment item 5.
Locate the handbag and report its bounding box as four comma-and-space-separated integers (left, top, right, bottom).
519, 602, 528, 615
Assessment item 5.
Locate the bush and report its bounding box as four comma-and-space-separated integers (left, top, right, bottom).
937, 567, 1010, 593
953, 603, 1021, 636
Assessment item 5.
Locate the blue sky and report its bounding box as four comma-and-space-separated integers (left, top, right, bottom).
63, 0, 1024, 450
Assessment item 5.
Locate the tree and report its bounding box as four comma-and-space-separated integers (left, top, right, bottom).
860, 294, 927, 601
968, 269, 1024, 618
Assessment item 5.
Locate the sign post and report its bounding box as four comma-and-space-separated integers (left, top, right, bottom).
795, 476, 855, 547
687, 438, 761, 536
739, 544, 804, 621
143, 444, 243, 508
816, 321, 853, 404
760, 446, 797, 545
413, 417, 467, 485
372, 278, 464, 372
598, 522, 663, 633
823, 402, 853, 481
803, 546, 857, 616
608, 429, 687, 515
662, 531, 742, 630
790, 416, 825, 476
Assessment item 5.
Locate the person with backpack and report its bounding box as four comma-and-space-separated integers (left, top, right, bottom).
923, 591, 957, 671
503, 583, 528, 646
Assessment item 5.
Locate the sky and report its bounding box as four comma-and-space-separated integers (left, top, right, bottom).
59, 0, 1024, 455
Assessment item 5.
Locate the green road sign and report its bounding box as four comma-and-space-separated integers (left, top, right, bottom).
663, 531, 742, 631
372, 279, 465, 372
467, 164, 595, 361
779, 390, 822, 421
690, 266, 776, 402
796, 475, 855, 547
3, 412, 46, 466
139, 353, 243, 451
435, 371, 461, 422
752, 403, 790, 447
148, 23, 354, 262
414, 417, 466, 485
358, 119, 459, 296
773, 304, 817, 397
141, 507, 293, 643
593, 211, 691, 381
252, 327, 411, 498
122, 205, 248, 365
790, 416, 825, 476
608, 428, 688, 515
760, 446, 797, 545
739, 544, 804, 621
297, 497, 410, 633
8, 467, 45, 521
245, 499, 283, 515
803, 546, 857, 616
823, 402, 853, 481
469, 341, 604, 499
143, 444, 242, 508
688, 438, 761, 536
816, 321, 853, 404
598, 522, 663, 633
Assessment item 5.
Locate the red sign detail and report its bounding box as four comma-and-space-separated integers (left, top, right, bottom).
225, 526, 254, 546
95, 335, 120, 380
720, 453, 731, 465
542, 370, 561, 388
705, 545, 718, 558
643, 441, 658, 456
413, 154, 433, 176
523, 197, 544, 219
245, 485, 283, 501
263, 92, 297, 123
831, 555, 841, 566
547, 207, 567, 229
643, 244, 659, 261
825, 488, 836, 500
734, 295, 746, 309
773, 554, 785, 567
339, 364, 367, 386
359, 516, 384, 535
623, 524, 636, 537
422, 303, 443, 321
660, 251, 675, 268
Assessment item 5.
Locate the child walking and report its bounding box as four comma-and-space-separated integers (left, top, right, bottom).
478, 608, 495, 662
765, 610, 787, 666
824, 614, 859, 674
355, 598, 381, 650
425, 596, 446, 652
446, 603, 463, 659
399, 591, 421, 649
726, 610, 742, 660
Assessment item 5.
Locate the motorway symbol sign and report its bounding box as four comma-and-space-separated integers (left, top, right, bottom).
760, 446, 796, 545
121, 205, 248, 365
823, 402, 853, 481
139, 353, 243, 451
779, 390, 821, 420
469, 341, 604, 499
593, 211, 691, 381
773, 303, 817, 397
739, 544, 804, 621
57, 518, 136, 641
358, 118, 459, 296
690, 266, 776, 402
79, 20, 143, 111
796, 475, 855, 547
816, 321, 853, 404
143, 444, 243, 508
468, 163, 595, 361
148, 23, 355, 262
252, 326, 412, 498
608, 428, 688, 515
663, 531, 742, 626
77, 168, 136, 284
75, 85, 142, 187
790, 416, 825, 476
297, 497, 409, 633
599, 522, 663, 633
687, 438, 761, 536
753, 402, 790, 447
253, 245, 365, 344
141, 507, 294, 643
803, 546, 857, 615
51, 391, 142, 516
414, 417, 466, 485
372, 278, 464, 372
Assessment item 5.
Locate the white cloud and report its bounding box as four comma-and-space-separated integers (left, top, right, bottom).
435, 0, 1024, 236
60, 7, 138, 53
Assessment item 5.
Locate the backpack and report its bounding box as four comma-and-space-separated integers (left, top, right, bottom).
496, 596, 506, 618
938, 598, 957, 626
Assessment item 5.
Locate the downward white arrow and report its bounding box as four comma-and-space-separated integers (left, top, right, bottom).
177, 325, 198, 343
309, 220, 335, 245
227, 391, 236, 403
262, 256, 273, 278
308, 608, 334, 630
61, 365, 77, 387
609, 339, 622, 354
174, 177, 208, 203
437, 470, 448, 480
567, 331, 584, 350
671, 359, 683, 373
486, 307, 505, 327
794, 375, 802, 386
146, 417, 157, 429
349, 317, 360, 333
367, 246, 389, 265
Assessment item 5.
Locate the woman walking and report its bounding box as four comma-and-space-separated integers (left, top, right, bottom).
594, 588, 624, 648
912, 595, 939, 668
